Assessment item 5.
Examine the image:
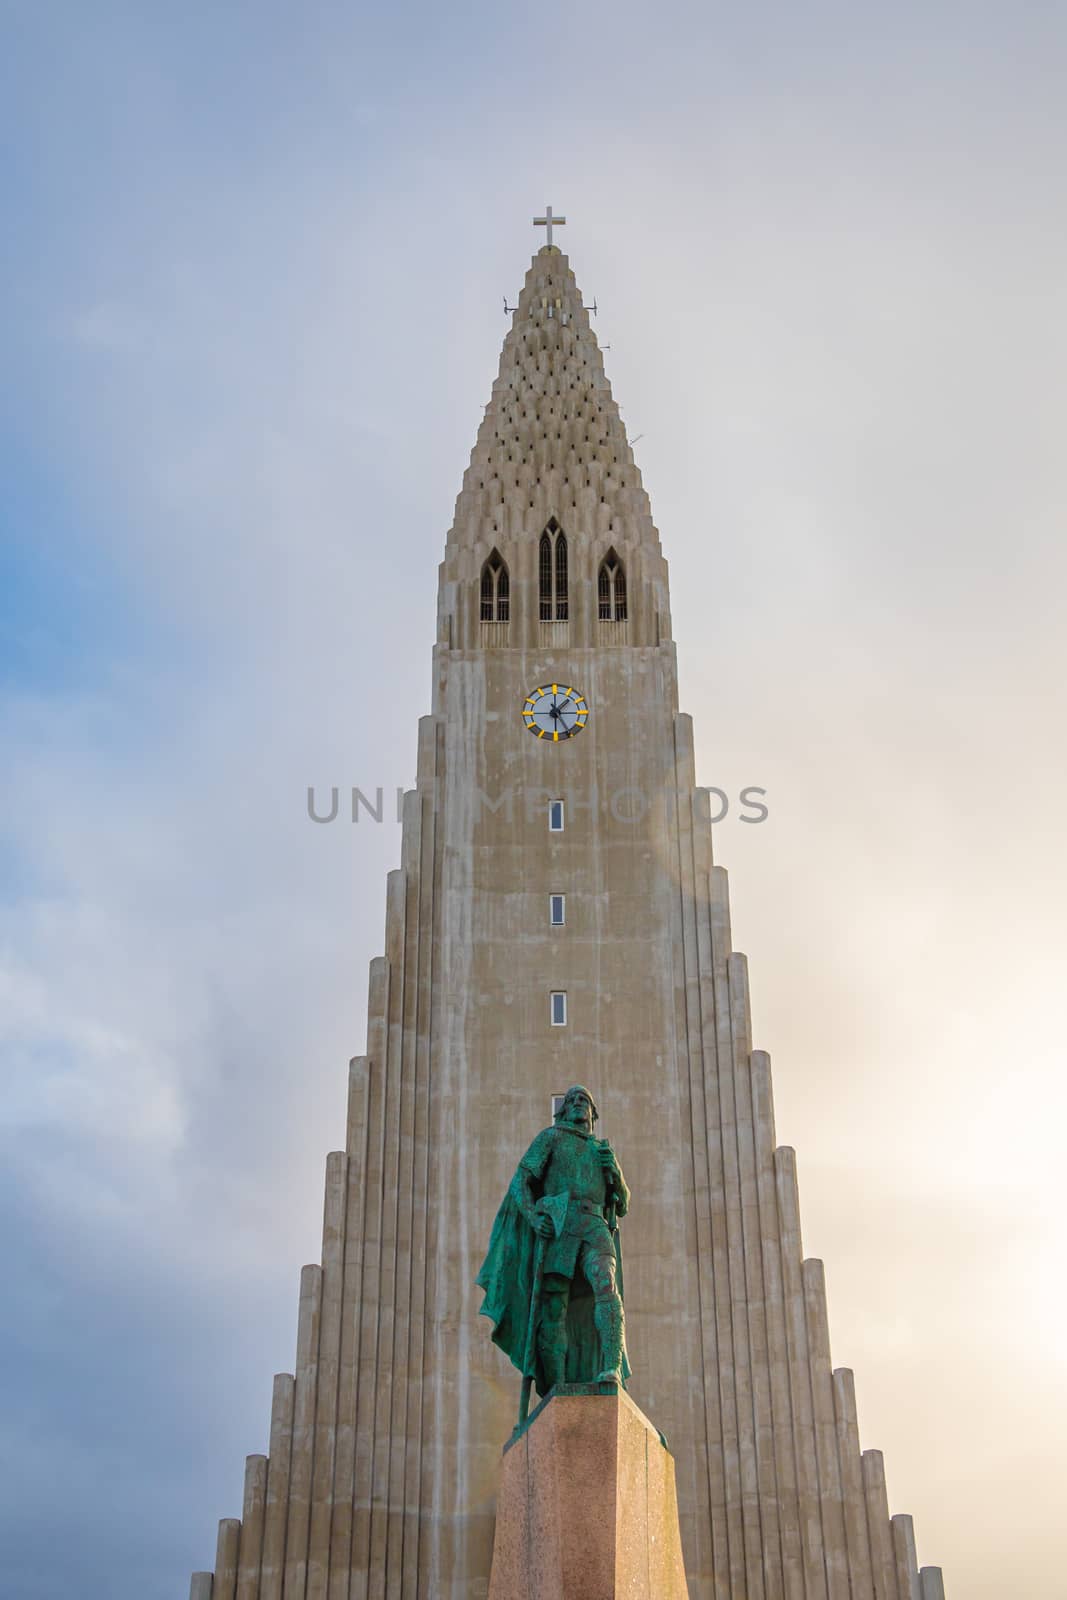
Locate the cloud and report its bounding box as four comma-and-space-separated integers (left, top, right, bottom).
0, 948, 184, 1150
66, 302, 152, 354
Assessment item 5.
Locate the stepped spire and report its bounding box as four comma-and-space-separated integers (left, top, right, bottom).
449, 248, 660, 556
439, 245, 670, 653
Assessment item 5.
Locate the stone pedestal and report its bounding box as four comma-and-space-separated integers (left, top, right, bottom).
488, 1385, 689, 1600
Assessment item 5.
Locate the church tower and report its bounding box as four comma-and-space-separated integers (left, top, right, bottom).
190, 227, 945, 1600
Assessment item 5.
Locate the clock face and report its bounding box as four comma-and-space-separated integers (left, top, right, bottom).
523, 683, 589, 741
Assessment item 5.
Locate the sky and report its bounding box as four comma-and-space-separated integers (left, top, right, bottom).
2, 2, 1066, 1595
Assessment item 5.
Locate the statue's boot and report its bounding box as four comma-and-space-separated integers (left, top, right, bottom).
593, 1295, 625, 1385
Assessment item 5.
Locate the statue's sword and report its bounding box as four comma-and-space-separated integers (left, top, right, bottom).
517, 1235, 544, 1430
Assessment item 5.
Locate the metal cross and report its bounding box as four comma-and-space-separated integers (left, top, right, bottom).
533, 206, 566, 247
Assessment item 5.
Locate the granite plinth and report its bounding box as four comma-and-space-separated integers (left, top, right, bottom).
488, 1386, 689, 1600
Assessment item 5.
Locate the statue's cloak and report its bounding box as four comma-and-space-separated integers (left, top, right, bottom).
475, 1135, 630, 1397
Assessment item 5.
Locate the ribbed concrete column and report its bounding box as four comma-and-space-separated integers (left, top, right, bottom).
235, 1455, 268, 1600
891, 1514, 921, 1600
401, 758, 440, 1597
750, 1052, 804, 1600
260, 1373, 295, 1600
307, 1152, 349, 1600
676, 771, 727, 1589
190, 1574, 214, 1600
214, 1519, 241, 1600
352, 967, 390, 1595
919, 1570, 945, 1599
283, 1263, 324, 1598
329, 1062, 369, 1599
832, 1368, 875, 1598
368, 868, 408, 1585
346, 1053, 369, 1156
729, 953, 783, 1600
774, 1149, 828, 1600
861, 1450, 898, 1600
803, 1260, 849, 1600
386, 804, 424, 1586
707, 851, 763, 1600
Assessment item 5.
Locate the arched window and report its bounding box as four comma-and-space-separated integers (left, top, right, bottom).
597, 562, 611, 619
555, 532, 568, 620
480, 550, 510, 621
539, 519, 568, 621
598, 549, 627, 621
539, 532, 553, 620
613, 562, 626, 621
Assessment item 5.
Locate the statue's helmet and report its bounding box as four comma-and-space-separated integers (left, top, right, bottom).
556, 1084, 599, 1124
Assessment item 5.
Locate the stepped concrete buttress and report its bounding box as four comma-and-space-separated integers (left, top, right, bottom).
488, 1387, 689, 1600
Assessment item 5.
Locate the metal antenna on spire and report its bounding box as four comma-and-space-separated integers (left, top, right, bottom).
533, 206, 566, 247
503, 296, 517, 315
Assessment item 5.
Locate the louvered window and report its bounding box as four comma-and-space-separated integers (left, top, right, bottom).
597, 549, 628, 621
539, 519, 568, 620
480, 550, 510, 621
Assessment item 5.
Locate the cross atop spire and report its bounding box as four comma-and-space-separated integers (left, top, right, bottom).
533, 205, 566, 248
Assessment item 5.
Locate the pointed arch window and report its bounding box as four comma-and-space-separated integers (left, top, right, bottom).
480, 550, 510, 621
597, 549, 627, 621
539, 533, 552, 620
555, 531, 568, 619
597, 562, 611, 619
539, 518, 568, 621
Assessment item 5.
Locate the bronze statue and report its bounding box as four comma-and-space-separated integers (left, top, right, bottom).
476, 1086, 630, 1424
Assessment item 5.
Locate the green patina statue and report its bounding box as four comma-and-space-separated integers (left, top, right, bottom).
476, 1086, 631, 1423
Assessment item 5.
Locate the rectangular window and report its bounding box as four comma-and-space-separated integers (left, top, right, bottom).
549, 893, 565, 926
550, 991, 567, 1026
548, 799, 565, 833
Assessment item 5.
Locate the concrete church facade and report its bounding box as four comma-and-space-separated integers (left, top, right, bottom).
190, 234, 945, 1600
